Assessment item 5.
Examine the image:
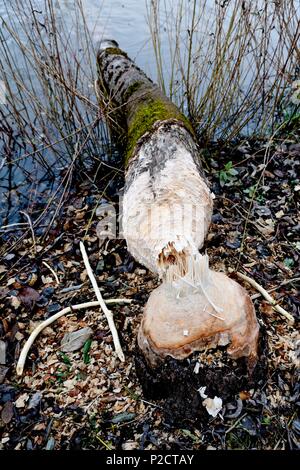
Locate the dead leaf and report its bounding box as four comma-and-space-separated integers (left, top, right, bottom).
260, 300, 274, 317
33, 423, 46, 431
63, 379, 77, 390
113, 253, 122, 266
239, 391, 251, 401
60, 327, 93, 352
255, 217, 275, 236
275, 210, 285, 219
203, 397, 223, 417
41, 275, 54, 284
63, 242, 73, 251
0, 341, 7, 365
18, 287, 40, 309
74, 211, 85, 220
15, 332, 24, 341
10, 296, 21, 309
1, 401, 14, 424
0, 287, 9, 299
15, 393, 29, 408
28, 392, 42, 409
122, 441, 138, 450
0, 366, 9, 384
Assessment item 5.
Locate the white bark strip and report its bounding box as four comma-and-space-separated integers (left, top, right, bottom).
79, 242, 125, 362
235, 271, 294, 324
16, 298, 131, 376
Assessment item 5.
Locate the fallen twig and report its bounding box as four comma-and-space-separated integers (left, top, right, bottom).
16, 298, 132, 376
58, 284, 83, 294
42, 261, 60, 285
0, 222, 28, 232
233, 270, 295, 324
251, 277, 300, 300
225, 413, 248, 434
80, 241, 125, 362
20, 211, 36, 254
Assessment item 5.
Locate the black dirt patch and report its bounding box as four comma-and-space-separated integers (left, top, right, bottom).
134, 326, 268, 425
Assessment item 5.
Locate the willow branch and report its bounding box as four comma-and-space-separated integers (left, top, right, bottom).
80, 241, 126, 362
235, 271, 294, 324
16, 298, 131, 376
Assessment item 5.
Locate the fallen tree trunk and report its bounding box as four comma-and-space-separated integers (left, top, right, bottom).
96, 41, 263, 422
97, 40, 213, 275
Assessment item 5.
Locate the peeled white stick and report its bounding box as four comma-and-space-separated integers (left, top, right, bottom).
16, 298, 131, 376
235, 271, 294, 324
80, 241, 125, 362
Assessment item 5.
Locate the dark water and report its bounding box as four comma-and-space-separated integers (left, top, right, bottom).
0, 0, 171, 228
0, 0, 298, 230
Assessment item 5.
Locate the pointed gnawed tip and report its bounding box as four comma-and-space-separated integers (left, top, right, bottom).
98, 39, 119, 51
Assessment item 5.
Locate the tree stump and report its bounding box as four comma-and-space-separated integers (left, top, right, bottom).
96, 41, 264, 422
134, 327, 267, 424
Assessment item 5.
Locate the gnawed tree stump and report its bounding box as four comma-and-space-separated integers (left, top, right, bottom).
96, 41, 264, 422
135, 330, 267, 425
96, 40, 213, 273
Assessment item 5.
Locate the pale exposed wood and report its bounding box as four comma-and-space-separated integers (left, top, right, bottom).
79, 241, 125, 362
235, 271, 294, 324
42, 261, 60, 285
16, 298, 131, 376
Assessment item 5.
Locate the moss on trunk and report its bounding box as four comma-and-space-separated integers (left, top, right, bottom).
125, 95, 194, 166
96, 43, 195, 167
